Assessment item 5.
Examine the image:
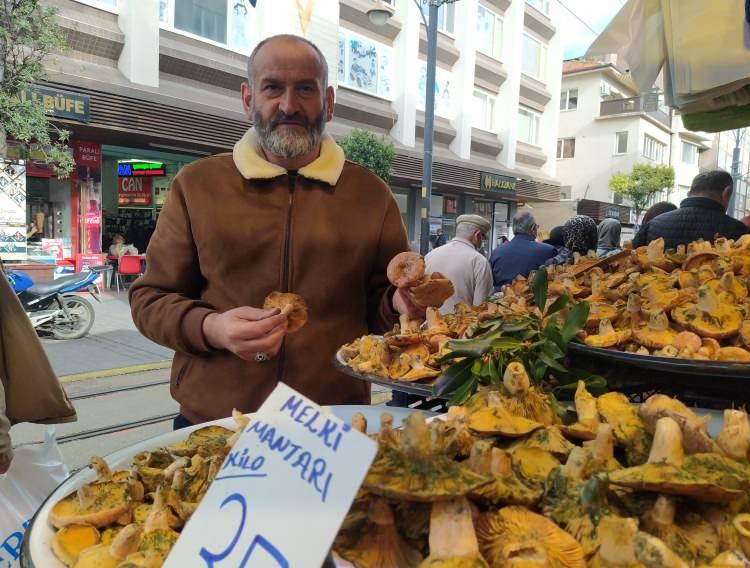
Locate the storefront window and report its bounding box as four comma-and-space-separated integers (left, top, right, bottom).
417, 63, 453, 118
492, 201, 511, 249
337, 30, 393, 99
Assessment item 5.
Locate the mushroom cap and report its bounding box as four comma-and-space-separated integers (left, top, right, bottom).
263, 291, 308, 333
468, 406, 544, 437
49, 482, 131, 529
412, 275, 455, 308
596, 392, 652, 466
167, 425, 234, 456
52, 524, 101, 567
388, 251, 426, 288
509, 427, 575, 460
477, 507, 586, 568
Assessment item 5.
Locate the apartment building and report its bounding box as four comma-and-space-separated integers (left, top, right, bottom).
5, 0, 563, 265
554, 60, 711, 230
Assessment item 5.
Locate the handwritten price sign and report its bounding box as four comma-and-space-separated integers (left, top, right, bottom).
163, 383, 378, 568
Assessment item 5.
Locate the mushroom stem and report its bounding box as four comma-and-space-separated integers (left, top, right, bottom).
645, 495, 676, 533
489, 448, 513, 479
503, 362, 530, 397
648, 417, 684, 467
468, 441, 493, 474
734, 514, 750, 560
574, 381, 599, 426
591, 423, 615, 461
428, 498, 480, 559
351, 412, 367, 433
77, 485, 95, 509
402, 412, 431, 460
597, 516, 640, 566
109, 524, 142, 560
633, 532, 689, 568
162, 457, 189, 481
89, 457, 113, 481
378, 413, 398, 447
717, 409, 750, 460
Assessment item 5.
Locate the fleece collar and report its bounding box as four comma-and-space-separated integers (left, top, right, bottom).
232, 128, 346, 186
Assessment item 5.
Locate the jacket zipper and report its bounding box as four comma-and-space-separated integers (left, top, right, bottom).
276, 173, 296, 382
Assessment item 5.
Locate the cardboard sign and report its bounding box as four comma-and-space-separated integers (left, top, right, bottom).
164, 383, 378, 568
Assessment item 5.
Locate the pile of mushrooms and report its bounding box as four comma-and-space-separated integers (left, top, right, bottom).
333, 362, 750, 568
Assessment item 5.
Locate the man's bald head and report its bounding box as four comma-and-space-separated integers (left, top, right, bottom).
247, 34, 329, 90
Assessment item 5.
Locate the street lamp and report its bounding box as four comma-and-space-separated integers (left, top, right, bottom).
368, 0, 459, 255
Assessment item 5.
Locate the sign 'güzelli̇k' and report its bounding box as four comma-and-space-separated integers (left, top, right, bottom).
481, 172, 517, 194
19, 86, 90, 122
164, 383, 378, 568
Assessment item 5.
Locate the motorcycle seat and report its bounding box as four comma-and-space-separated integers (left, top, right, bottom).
26, 273, 91, 297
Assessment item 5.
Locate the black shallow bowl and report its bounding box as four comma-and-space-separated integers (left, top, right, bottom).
568, 342, 750, 378
333, 349, 440, 398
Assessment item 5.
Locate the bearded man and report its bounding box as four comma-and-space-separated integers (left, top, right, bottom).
130, 35, 417, 428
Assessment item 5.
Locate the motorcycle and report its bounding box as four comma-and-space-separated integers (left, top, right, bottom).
6, 266, 110, 340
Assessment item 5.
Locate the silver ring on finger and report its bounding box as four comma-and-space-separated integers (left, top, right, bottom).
255, 351, 270, 363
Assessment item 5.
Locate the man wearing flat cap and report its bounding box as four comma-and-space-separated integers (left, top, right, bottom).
424, 214, 494, 314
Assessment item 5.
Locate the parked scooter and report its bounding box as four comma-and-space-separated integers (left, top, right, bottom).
6, 266, 109, 340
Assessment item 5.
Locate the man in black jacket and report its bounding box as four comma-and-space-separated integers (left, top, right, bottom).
632, 170, 747, 249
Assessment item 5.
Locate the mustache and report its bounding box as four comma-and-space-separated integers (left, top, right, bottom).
270, 112, 310, 129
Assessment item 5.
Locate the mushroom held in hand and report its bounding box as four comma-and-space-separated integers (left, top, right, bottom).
263, 291, 308, 332
387, 252, 455, 308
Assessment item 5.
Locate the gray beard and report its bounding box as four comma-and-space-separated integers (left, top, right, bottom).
253, 106, 327, 160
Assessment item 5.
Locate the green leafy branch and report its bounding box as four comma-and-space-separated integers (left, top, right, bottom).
433, 267, 606, 406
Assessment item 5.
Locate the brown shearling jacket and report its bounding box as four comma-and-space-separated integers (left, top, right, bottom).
129, 130, 409, 423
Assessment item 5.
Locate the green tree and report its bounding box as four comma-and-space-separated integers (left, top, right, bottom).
609, 163, 675, 219
0, 0, 74, 176
339, 128, 395, 184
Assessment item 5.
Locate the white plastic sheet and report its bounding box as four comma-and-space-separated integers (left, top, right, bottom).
0, 428, 68, 567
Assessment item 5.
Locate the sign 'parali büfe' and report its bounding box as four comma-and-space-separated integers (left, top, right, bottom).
163, 383, 378, 568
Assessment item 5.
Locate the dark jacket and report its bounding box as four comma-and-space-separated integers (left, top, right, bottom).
129, 130, 408, 423
490, 234, 556, 290
632, 197, 747, 249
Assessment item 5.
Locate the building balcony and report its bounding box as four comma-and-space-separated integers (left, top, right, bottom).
600, 96, 672, 129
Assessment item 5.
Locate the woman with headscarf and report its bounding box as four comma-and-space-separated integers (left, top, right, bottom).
596, 218, 622, 257
544, 215, 598, 266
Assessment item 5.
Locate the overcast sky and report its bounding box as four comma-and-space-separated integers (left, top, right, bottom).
558, 0, 624, 60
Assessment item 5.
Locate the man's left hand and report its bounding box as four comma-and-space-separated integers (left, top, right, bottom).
392, 288, 426, 319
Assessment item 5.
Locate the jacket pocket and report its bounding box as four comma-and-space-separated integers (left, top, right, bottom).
170, 354, 192, 392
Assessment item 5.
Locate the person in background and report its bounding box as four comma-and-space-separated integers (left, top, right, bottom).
424, 214, 494, 314
740, 215, 750, 228
490, 212, 555, 290
109, 234, 126, 257
543, 225, 565, 252
430, 227, 447, 249
596, 218, 622, 257
544, 215, 598, 266
632, 170, 747, 249
641, 201, 677, 226
498, 235, 509, 245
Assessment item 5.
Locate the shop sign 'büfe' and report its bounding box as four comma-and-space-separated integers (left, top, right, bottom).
163, 383, 378, 568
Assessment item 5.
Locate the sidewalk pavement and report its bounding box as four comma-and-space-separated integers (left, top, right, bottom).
41, 291, 173, 378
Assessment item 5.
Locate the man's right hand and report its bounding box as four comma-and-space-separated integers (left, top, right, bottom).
202, 307, 288, 361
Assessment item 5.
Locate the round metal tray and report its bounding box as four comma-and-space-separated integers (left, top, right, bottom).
333, 348, 442, 398
568, 342, 750, 378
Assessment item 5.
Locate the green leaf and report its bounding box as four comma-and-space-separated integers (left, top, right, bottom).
537, 351, 568, 373
501, 318, 533, 333
488, 357, 501, 382
543, 340, 566, 360
547, 392, 576, 423
491, 337, 524, 350
554, 373, 607, 394
561, 302, 590, 344
531, 268, 549, 310
545, 294, 570, 317
543, 319, 564, 346
433, 358, 474, 396
444, 337, 495, 358
447, 376, 478, 406
530, 359, 548, 382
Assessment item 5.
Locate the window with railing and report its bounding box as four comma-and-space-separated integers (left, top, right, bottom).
560, 88, 578, 111
682, 141, 698, 165
643, 134, 666, 163
160, 0, 252, 52
517, 106, 541, 145
521, 34, 547, 80
338, 30, 393, 100
556, 138, 575, 159
476, 5, 502, 60
473, 89, 496, 131
526, 0, 550, 14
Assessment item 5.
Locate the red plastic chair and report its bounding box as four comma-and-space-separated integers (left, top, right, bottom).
116, 254, 144, 293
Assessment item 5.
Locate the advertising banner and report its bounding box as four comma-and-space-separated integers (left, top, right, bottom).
118, 176, 153, 205
0, 162, 27, 261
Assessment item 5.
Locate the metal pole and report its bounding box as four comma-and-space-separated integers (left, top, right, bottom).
730, 136, 742, 218
419, 1, 439, 255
